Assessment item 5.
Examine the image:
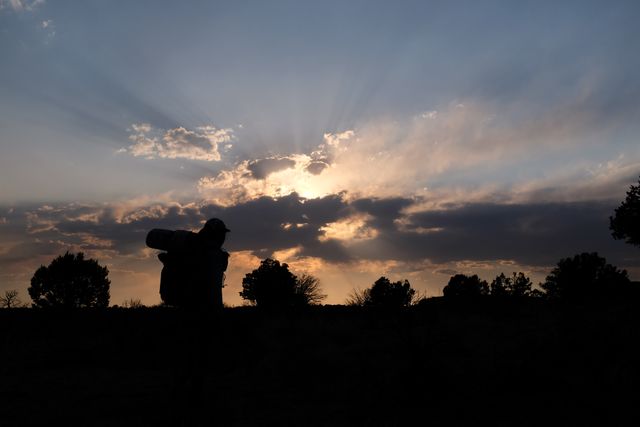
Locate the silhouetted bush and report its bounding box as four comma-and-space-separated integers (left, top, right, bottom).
28, 252, 110, 308
442, 274, 489, 298
345, 288, 369, 306
239, 258, 325, 308
346, 276, 416, 308
295, 273, 327, 305
490, 272, 533, 297
610, 176, 640, 247
122, 298, 145, 308
541, 252, 631, 300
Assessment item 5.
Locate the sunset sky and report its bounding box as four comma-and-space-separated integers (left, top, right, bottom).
1, 0, 639, 306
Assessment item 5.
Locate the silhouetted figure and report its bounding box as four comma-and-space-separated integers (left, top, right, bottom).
146, 218, 230, 425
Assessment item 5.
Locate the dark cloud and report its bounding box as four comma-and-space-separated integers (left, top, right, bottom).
349, 201, 640, 268
300, 238, 352, 263
0, 193, 354, 269
434, 268, 458, 276
8, 203, 206, 261
202, 192, 353, 260
247, 157, 296, 180
305, 161, 329, 175
351, 197, 414, 231
3, 196, 639, 277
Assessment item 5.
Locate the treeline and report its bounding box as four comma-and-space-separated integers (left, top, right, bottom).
440, 251, 636, 301
345, 251, 638, 307
237, 250, 638, 309
1, 250, 637, 310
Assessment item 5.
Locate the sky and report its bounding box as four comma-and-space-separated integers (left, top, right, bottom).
1, 0, 640, 306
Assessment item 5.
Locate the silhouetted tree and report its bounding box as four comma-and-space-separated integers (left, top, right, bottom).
490, 272, 533, 297
0, 290, 24, 308
295, 274, 326, 305
510, 272, 534, 297
490, 273, 510, 297
240, 258, 324, 308
610, 177, 640, 248
28, 252, 110, 308
369, 277, 416, 308
442, 274, 489, 298
541, 252, 630, 300
346, 277, 416, 308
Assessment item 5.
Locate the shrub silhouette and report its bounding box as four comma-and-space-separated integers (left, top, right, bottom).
345, 288, 368, 306
442, 274, 489, 298
347, 276, 416, 308
239, 258, 325, 308
490, 272, 533, 297
29, 252, 110, 308
295, 273, 327, 305
610, 176, 640, 248
122, 298, 145, 308
541, 252, 630, 300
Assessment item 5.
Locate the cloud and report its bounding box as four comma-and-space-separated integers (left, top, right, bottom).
120, 123, 233, 161
434, 268, 458, 276
40, 18, 55, 42
201, 192, 354, 261
3, 189, 640, 305
0, 192, 356, 280
305, 161, 329, 175
197, 155, 319, 206
420, 110, 438, 119
319, 213, 378, 243
5, 191, 639, 274
345, 200, 640, 269
198, 99, 640, 209
1, 0, 44, 12
198, 131, 355, 204
508, 156, 640, 204
5, 192, 353, 264
247, 157, 296, 179
131, 123, 151, 134
323, 130, 355, 147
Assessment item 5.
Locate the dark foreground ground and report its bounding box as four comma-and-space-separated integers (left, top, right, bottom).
2, 298, 640, 426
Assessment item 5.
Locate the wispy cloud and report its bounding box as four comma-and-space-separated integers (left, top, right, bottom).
197, 130, 354, 205
119, 123, 233, 161
198, 100, 639, 207
39, 18, 54, 42
1, 0, 45, 12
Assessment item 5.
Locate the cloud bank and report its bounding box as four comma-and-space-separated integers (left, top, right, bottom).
3, 192, 638, 274
2, 183, 639, 305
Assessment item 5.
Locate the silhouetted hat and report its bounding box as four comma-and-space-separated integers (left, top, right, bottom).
202, 218, 230, 234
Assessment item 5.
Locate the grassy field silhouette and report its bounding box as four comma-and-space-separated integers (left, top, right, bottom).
2, 299, 640, 426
